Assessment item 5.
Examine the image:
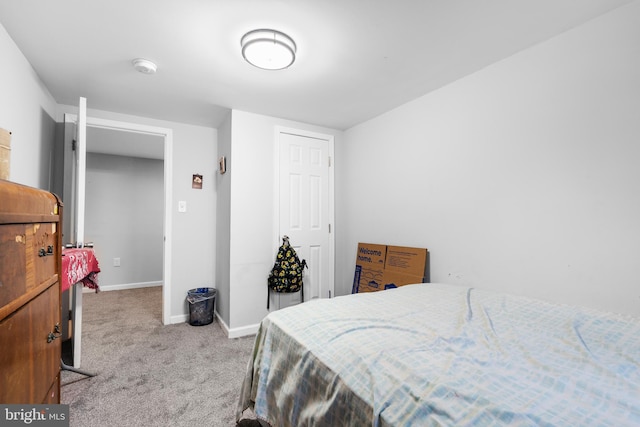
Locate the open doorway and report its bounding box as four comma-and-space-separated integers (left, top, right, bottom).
85, 127, 164, 292
62, 114, 173, 326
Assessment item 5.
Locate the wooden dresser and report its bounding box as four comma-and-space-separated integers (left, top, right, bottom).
0, 179, 62, 403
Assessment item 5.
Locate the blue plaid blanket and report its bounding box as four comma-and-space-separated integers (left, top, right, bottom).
238, 283, 640, 426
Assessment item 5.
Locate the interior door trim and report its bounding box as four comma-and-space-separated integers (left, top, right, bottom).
63, 114, 174, 326
274, 126, 335, 300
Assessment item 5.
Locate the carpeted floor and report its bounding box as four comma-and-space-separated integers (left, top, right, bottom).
61, 287, 256, 427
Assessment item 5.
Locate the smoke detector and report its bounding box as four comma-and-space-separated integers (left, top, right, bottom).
132, 58, 157, 74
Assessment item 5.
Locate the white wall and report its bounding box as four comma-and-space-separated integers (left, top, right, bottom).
0, 24, 57, 189
226, 110, 342, 334
215, 113, 232, 326
85, 153, 164, 288
340, 2, 640, 316
2, 16, 218, 324
57, 105, 217, 322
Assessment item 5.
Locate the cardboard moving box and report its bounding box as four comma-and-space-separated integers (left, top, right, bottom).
0, 128, 11, 181
352, 243, 429, 293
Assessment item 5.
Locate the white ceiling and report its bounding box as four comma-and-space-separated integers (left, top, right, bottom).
87, 127, 164, 160
0, 0, 633, 131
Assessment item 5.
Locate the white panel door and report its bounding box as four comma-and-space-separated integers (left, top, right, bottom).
62, 97, 87, 368
278, 130, 333, 305
73, 97, 87, 368
74, 97, 87, 248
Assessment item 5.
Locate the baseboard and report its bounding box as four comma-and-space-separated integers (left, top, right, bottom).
90, 281, 163, 292
219, 314, 260, 338
215, 313, 230, 334
170, 313, 189, 324
169, 312, 258, 337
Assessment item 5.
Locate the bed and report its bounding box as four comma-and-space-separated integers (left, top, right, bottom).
237, 283, 640, 426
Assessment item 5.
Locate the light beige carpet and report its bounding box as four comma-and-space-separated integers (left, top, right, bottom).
61, 287, 256, 427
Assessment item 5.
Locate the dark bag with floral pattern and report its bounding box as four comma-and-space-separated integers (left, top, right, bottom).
267, 236, 307, 309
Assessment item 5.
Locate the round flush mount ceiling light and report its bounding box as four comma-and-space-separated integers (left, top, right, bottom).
241, 29, 296, 70
132, 58, 157, 74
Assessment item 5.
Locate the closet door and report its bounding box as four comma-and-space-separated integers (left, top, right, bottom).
276, 128, 334, 309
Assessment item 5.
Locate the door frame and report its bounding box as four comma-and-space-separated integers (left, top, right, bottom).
63, 114, 174, 325
274, 126, 335, 300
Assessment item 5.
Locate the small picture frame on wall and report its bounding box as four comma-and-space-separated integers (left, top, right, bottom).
219, 156, 226, 174
192, 174, 203, 189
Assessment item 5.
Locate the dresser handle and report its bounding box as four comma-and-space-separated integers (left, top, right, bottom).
39, 246, 55, 257
47, 323, 62, 343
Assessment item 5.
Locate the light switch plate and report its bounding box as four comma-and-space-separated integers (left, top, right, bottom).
178, 201, 187, 212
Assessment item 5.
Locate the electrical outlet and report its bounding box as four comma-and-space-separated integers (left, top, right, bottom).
113, 257, 121, 267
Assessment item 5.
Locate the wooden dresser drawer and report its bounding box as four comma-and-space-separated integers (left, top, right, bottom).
0, 283, 61, 403
0, 222, 58, 315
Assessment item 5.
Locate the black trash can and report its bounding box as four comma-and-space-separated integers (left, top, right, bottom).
187, 288, 216, 326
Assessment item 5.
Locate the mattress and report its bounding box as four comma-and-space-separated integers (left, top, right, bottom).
238, 283, 640, 426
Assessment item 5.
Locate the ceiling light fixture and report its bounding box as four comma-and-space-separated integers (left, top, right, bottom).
132, 58, 157, 74
241, 29, 296, 70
